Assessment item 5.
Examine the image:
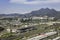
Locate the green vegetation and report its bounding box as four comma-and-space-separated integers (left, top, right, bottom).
0, 33, 13, 38
0, 17, 60, 40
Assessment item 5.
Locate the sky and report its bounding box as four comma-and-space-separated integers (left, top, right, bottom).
0, 0, 60, 14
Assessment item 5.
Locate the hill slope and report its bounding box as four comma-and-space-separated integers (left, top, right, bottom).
25, 8, 60, 18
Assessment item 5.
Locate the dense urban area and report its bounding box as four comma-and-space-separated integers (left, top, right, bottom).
0, 15, 60, 40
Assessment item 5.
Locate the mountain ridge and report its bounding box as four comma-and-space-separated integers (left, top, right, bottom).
0, 8, 60, 18
24, 8, 60, 18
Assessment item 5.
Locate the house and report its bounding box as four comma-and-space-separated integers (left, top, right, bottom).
32, 16, 54, 20
6, 28, 17, 33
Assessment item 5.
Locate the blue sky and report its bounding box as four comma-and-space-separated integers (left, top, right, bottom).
0, 0, 60, 14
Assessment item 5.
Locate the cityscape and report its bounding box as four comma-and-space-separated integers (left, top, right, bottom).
0, 0, 60, 40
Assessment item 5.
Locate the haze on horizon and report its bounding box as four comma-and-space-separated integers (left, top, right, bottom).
0, 0, 60, 14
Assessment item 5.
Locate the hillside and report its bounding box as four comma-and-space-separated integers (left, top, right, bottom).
0, 8, 60, 18
25, 8, 60, 18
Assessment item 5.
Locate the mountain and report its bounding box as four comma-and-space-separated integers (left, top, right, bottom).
25, 8, 60, 19
0, 13, 24, 17
0, 8, 60, 19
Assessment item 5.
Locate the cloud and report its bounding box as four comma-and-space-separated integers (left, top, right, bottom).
9, 0, 60, 4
